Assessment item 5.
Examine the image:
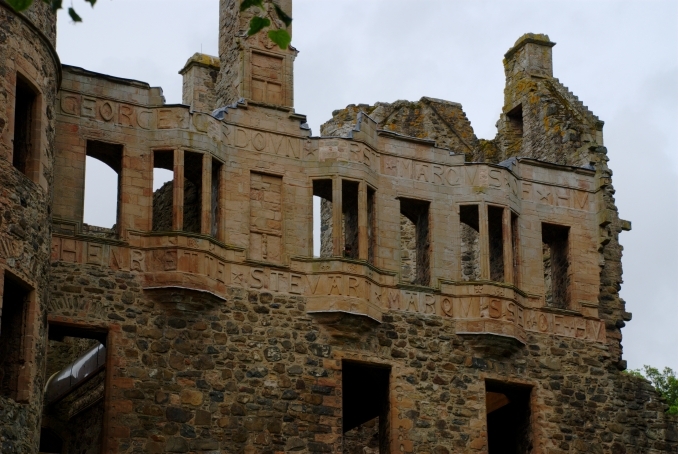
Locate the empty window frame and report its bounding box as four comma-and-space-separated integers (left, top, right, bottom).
367, 186, 376, 265
542, 223, 570, 309
342, 361, 391, 453
488, 206, 505, 282
313, 179, 333, 258
182, 151, 203, 234
506, 104, 523, 137
342, 180, 359, 259
152, 150, 204, 234
486, 381, 532, 454
511, 212, 520, 286
0, 272, 32, 402
399, 198, 430, 286
12, 74, 39, 178
41, 325, 107, 454
152, 150, 175, 231
460, 205, 481, 281
211, 159, 223, 238
83, 141, 123, 235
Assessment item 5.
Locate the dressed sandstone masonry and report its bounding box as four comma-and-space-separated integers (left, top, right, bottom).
0, 0, 676, 452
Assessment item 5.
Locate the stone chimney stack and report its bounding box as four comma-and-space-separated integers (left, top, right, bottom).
503, 33, 555, 83
215, 0, 296, 110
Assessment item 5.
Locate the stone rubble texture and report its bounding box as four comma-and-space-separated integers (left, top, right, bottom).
0, 1, 676, 454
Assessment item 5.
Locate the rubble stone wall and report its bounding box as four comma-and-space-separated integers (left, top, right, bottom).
0, 2, 58, 452
45, 258, 678, 453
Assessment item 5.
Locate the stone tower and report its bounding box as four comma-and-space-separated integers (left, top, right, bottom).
216, 0, 296, 109
0, 1, 59, 451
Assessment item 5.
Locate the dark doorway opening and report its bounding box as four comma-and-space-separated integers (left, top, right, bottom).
40, 324, 108, 454
39, 427, 64, 454
342, 361, 390, 453
486, 381, 532, 454
0, 272, 31, 401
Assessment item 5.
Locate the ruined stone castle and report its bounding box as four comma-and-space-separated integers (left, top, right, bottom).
1, 0, 676, 452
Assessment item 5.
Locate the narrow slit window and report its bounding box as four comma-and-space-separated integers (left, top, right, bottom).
41, 325, 107, 454
152, 150, 175, 231
511, 212, 520, 286
313, 179, 333, 258
399, 198, 430, 286
542, 223, 570, 308
342, 180, 359, 259
12, 75, 38, 177
211, 159, 223, 238
486, 381, 532, 454
367, 186, 376, 265
83, 141, 123, 237
0, 272, 31, 401
488, 206, 505, 282
342, 361, 390, 454
460, 205, 481, 281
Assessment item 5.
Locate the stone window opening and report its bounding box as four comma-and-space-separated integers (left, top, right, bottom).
460, 205, 481, 281
152, 150, 206, 234
152, 150, 175, 231
542, 223, 570, 309
507, 103, 523, 137
313, 179, 333, 258
0, 271, 33, 403
12, 74, 39, 179
41, 324, 107, 454
485, 381, 533, 454
399, 198, 430, 286
83, 140, 123, 237
342, 180, 359, 259
367, 186, 376, 265
488, 206, 505, 282
211, 159, 223, 238
342, 361, 391, 454
182, 151, 204, 234
511, 212, 520, 286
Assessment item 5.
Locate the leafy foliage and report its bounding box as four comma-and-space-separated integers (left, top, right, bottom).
629, 365, 678, 415
242, 0, 292, 49
6, 0, 95, 22
267, 29, 291, 49
247, 16, 270, 36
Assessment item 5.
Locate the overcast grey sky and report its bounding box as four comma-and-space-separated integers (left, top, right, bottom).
56, 0, 678, 372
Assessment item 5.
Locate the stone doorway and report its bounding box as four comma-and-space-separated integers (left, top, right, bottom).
342, 361, 391, 454
39, 325, 108, 454
486, 381, 533, 454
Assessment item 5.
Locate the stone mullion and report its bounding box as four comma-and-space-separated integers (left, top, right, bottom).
200, 154, 212, 236
172, 149, 184, 231
332, 177, 342, 257
479, 203, 490, 280
502, 207, 514, 284
358, 181, 368, 260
